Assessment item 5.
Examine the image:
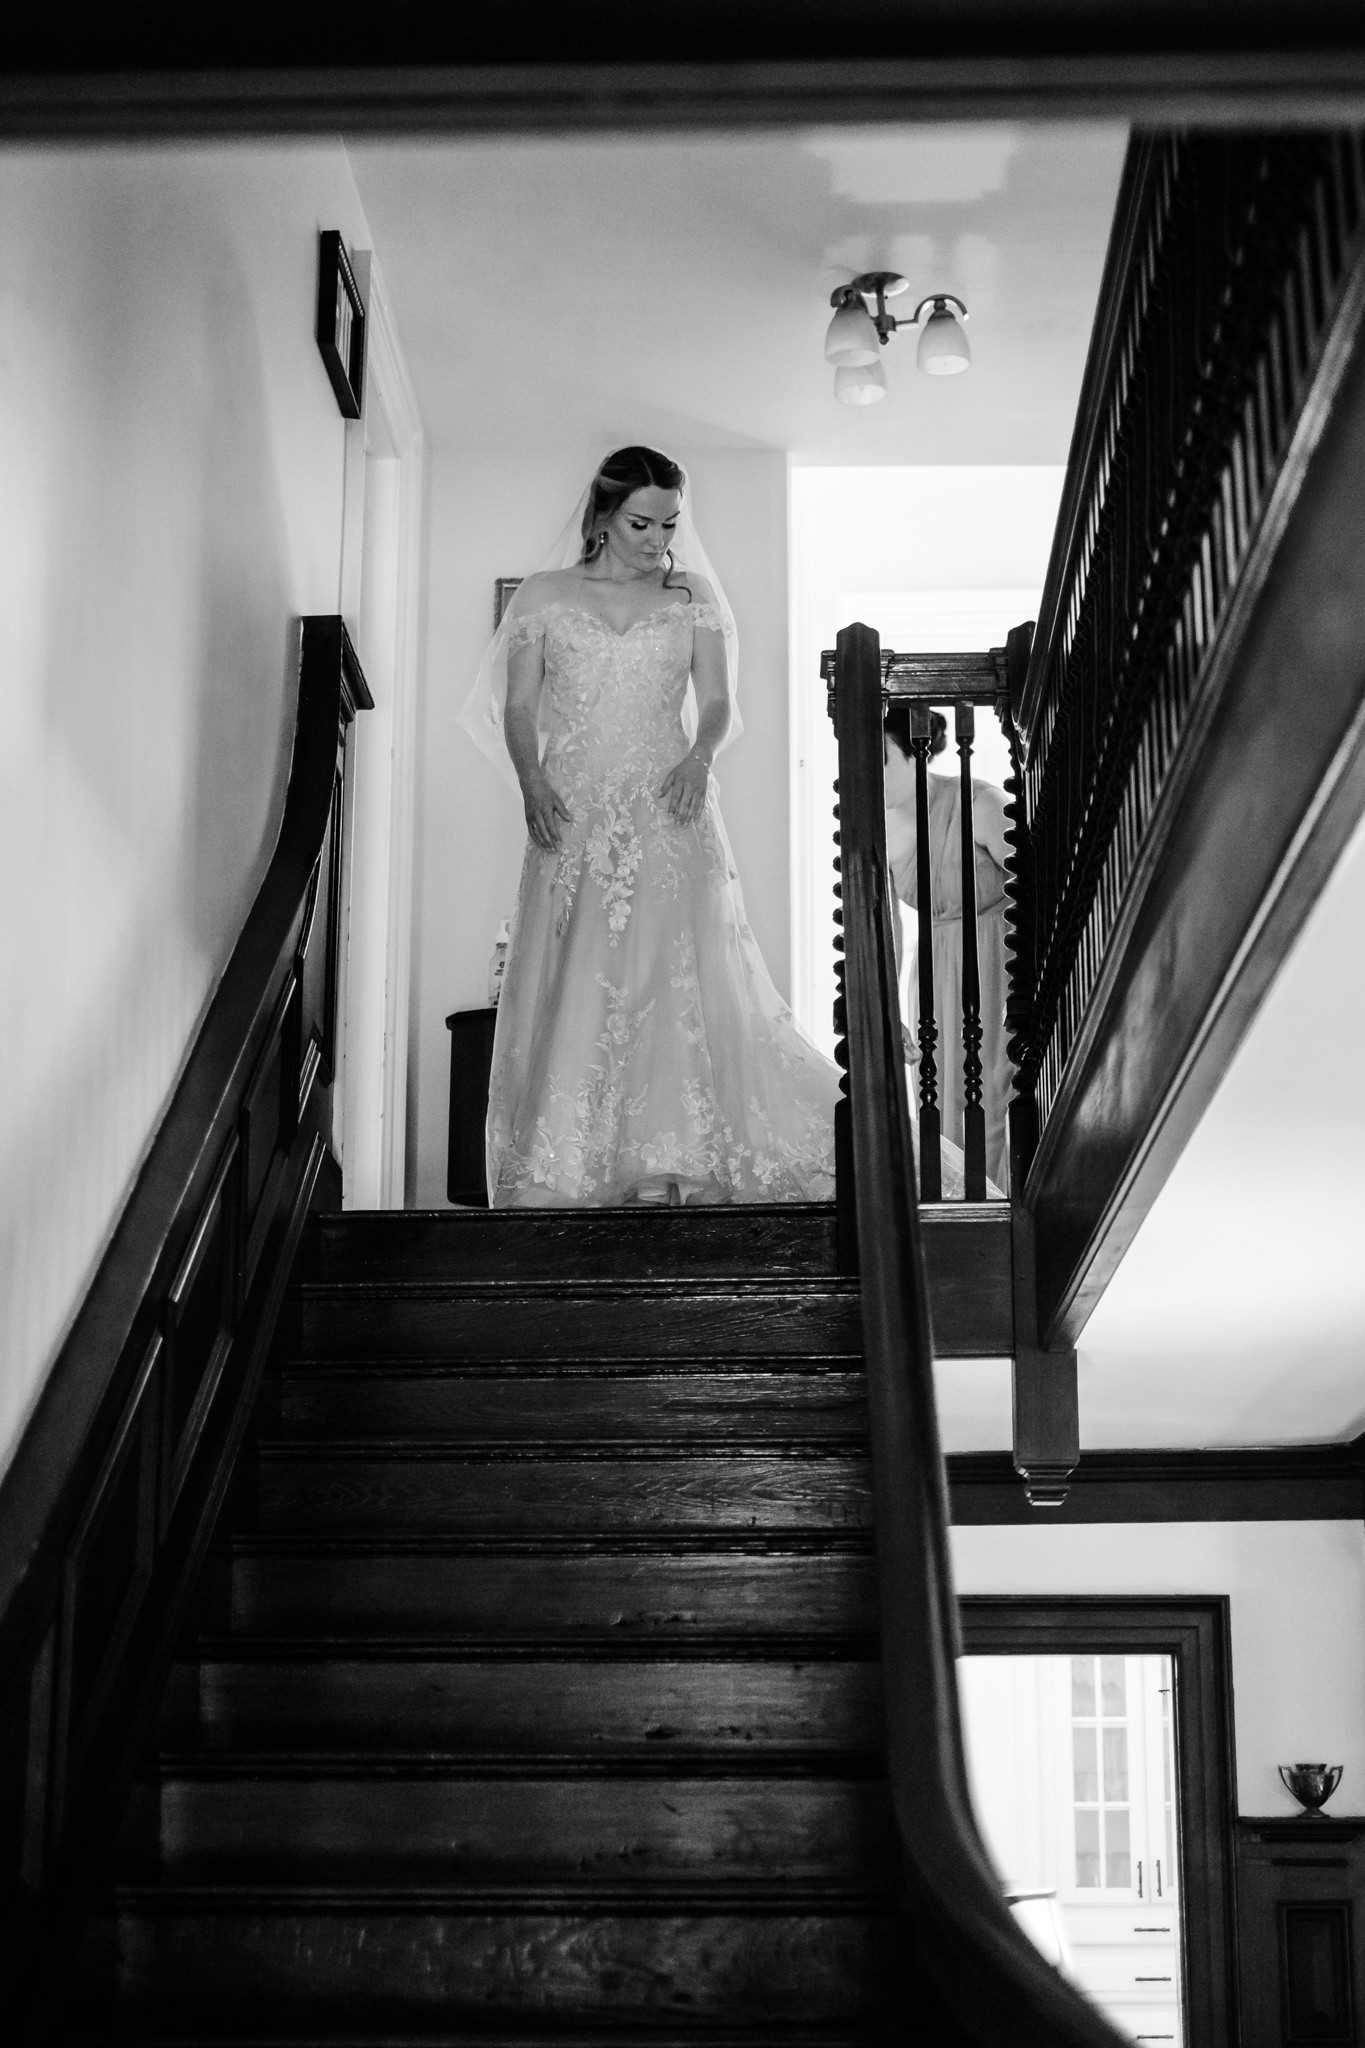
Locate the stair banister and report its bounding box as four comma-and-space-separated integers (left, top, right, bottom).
1013, 129, 1365, 1347
0, 615, 371, 2041
831, 618, 1125, 2045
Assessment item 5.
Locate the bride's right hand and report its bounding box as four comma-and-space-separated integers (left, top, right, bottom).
522, 771, 573, 852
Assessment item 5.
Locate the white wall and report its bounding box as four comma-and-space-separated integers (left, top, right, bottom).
0, 145, 375, 1480
952, 1520, 1365, 1816
406, 443, 790, 1209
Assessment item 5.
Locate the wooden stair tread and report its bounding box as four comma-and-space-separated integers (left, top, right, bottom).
70, 2032, 891, 2047
148, 1749, 889, 1778
76, 1204, 907, 2042
69, 2027, 889, 2042
289, 1290, 863, 1364
219, 1529, 878, 1553
186, 1633, 879, 1658
111, 1880, 894, 1908
296, 1205, 841, 1285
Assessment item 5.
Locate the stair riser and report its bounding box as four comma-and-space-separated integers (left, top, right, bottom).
190, 1659, 885, 1754
300, 1208, 840, 1284
275, 1369, 868, 1442
254, 1455, 872, 1536
155, 1776, 895, 1884
112, 1909, 893, 2025
293, 1291, 861, 1362
228, 1551, 879, 1640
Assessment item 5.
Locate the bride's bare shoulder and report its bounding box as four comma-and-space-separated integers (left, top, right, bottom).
679, 571, 718, 609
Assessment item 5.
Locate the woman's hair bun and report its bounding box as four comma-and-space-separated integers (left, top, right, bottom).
883, 704, 948, 757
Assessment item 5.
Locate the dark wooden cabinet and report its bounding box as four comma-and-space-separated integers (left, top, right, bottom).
1237, 1818, 1365, 2047
445, 1006, 497, 1206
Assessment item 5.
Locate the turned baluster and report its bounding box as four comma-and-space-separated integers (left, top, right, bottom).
956, 701, 987, 1199
910, 702, 941, 1201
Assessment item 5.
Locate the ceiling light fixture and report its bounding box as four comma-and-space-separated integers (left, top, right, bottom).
824, 273, 971, 404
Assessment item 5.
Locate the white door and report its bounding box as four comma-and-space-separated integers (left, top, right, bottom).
959, 1652, 1184, 2047
333, 257, 423, 1210
1053, 1654, 1182, 2044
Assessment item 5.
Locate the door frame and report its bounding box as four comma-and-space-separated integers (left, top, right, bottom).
960, 1595, 1239, 2048
334, 253, 424, 1209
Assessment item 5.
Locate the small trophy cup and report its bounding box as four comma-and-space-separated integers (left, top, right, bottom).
1278, 1763, 1344, 1817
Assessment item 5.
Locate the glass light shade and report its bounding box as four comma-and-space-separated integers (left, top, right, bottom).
916, 308, 971, 376
824, 299, 881, 366
834, 360, 887, 405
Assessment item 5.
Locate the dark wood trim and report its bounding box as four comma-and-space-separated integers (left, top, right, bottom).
922, 1204, 1014, 1358
959, 1595, 1240, 2048
949, 1445, 1365, 1523
3, 29, 1365, 137
1234, 1813, 1365, 2046
1017, 137, 1365, 1347
164, 1133, 241, 1511
0, 617, 370, 2041
1241, 1817, 1365, 1843
1009, 1198, 1078, 1506
832, 619, 1121, 2043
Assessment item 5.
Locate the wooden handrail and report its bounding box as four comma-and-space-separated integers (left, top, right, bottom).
1019, 130, 1365, 1146
0, 617, 370, 2039
1011, 127, 1365, 1343
832, 619, 1125, 2045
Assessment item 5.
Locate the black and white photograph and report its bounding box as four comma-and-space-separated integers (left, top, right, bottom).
2, 12, 1365, 2045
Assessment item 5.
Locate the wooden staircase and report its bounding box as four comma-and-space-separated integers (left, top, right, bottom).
73, 1204, 904, 2043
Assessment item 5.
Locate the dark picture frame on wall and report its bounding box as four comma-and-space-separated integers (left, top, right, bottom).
494, 577, 523, 628
315, 229, 366, 420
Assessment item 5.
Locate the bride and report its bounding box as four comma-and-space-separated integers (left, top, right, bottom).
461, 446, 838, 1207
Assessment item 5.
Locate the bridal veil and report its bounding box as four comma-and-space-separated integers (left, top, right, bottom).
457, 455, 742, 790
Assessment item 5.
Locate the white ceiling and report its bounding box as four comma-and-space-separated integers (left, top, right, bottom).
347, 122, 1127, 463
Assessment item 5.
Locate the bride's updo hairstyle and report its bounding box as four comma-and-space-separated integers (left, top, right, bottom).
582, 445, 692, 596
884, 704, 948, 758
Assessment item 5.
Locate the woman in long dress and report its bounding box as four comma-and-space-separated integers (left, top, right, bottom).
883, 706, 1013, 1192
476, 446, 837, 1207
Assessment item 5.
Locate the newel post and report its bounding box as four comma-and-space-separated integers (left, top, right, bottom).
828, 624, 887, 1276
828, 656, 856, 1276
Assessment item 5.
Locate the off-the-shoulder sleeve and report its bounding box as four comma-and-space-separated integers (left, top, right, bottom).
504, 605, 549, 654
689, 600, 727, 635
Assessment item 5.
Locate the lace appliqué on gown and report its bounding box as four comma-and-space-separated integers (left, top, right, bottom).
487, 600, 837, 1206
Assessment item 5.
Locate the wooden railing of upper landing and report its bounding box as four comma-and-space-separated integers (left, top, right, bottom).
830, 127, 1365, 1352
1014, 127, 1365, 1349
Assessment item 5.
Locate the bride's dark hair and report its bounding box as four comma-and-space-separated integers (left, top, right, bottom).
582, 446, 691, 596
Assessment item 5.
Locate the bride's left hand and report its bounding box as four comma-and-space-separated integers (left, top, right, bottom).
659, 748, 710, 827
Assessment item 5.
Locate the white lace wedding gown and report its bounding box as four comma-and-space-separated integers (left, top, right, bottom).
486, 597, 838, 1206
